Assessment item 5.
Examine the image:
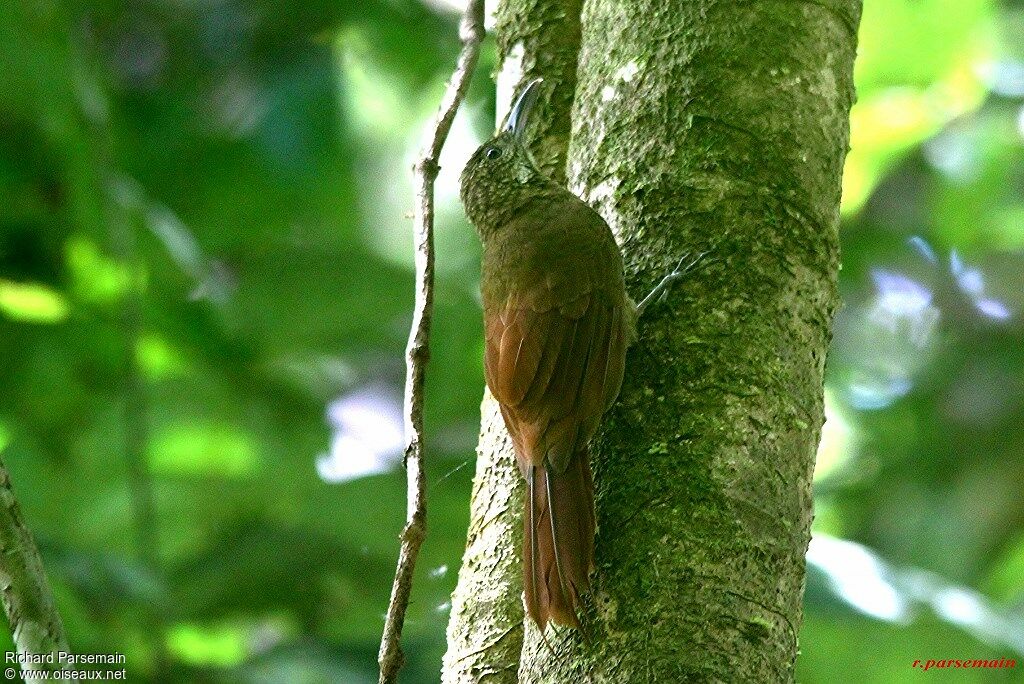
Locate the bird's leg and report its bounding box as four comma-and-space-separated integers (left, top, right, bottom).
636, 251, 710, 318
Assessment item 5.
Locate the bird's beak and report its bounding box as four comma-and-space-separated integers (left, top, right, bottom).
504, 78, 543, 140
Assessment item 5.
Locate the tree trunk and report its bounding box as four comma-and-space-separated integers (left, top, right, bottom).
445, 0, 861, 680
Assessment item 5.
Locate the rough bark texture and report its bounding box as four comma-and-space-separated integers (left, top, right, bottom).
493, 0, 582, 183
446, 0, 860, 680
441, 397, 524, 683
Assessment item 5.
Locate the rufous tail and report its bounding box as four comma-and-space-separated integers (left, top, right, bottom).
523, 449, 595, 629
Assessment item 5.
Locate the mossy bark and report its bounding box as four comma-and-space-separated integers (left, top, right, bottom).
445, 0, 860, 680
492, 0, 582, 183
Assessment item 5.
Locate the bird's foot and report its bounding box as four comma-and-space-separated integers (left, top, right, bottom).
636, 250, 712, 318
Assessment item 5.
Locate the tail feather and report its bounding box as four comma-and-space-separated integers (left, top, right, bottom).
523, 449, 595, 629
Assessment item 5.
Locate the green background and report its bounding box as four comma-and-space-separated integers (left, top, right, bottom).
0, 0, 1022, 681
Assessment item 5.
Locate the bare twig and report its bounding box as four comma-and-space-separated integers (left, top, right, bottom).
0, 459, 76, 679
377, 2, 485, 682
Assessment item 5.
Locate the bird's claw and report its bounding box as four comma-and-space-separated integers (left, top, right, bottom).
636, 249, 714, 318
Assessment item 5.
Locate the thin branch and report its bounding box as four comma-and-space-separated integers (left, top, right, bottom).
0, 459, 76, 679
377, 2, 485, 683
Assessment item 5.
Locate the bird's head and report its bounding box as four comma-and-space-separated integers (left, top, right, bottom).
460, 79, 547, 236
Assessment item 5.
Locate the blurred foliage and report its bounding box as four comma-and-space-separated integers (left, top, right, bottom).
0, 0, 1021, 682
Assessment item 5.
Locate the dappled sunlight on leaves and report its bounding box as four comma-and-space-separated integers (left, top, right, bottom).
808, 535, 1024, 654
151, 424, 260, 478
813, 389, 857, 482
842, 0, 993, 215
0, 279, 70, 323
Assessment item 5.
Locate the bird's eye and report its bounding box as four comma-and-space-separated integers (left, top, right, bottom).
485, 147, 502, 160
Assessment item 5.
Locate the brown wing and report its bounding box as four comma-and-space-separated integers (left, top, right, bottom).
479, 195, 630, 629
485, 284, 627, 474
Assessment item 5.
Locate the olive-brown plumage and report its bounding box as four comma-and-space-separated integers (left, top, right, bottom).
460, 81, 635, 630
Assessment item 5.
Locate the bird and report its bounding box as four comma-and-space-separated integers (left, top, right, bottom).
459, 79, 637, 630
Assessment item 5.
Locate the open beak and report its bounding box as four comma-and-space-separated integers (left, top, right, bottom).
504, 78, 543, 140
